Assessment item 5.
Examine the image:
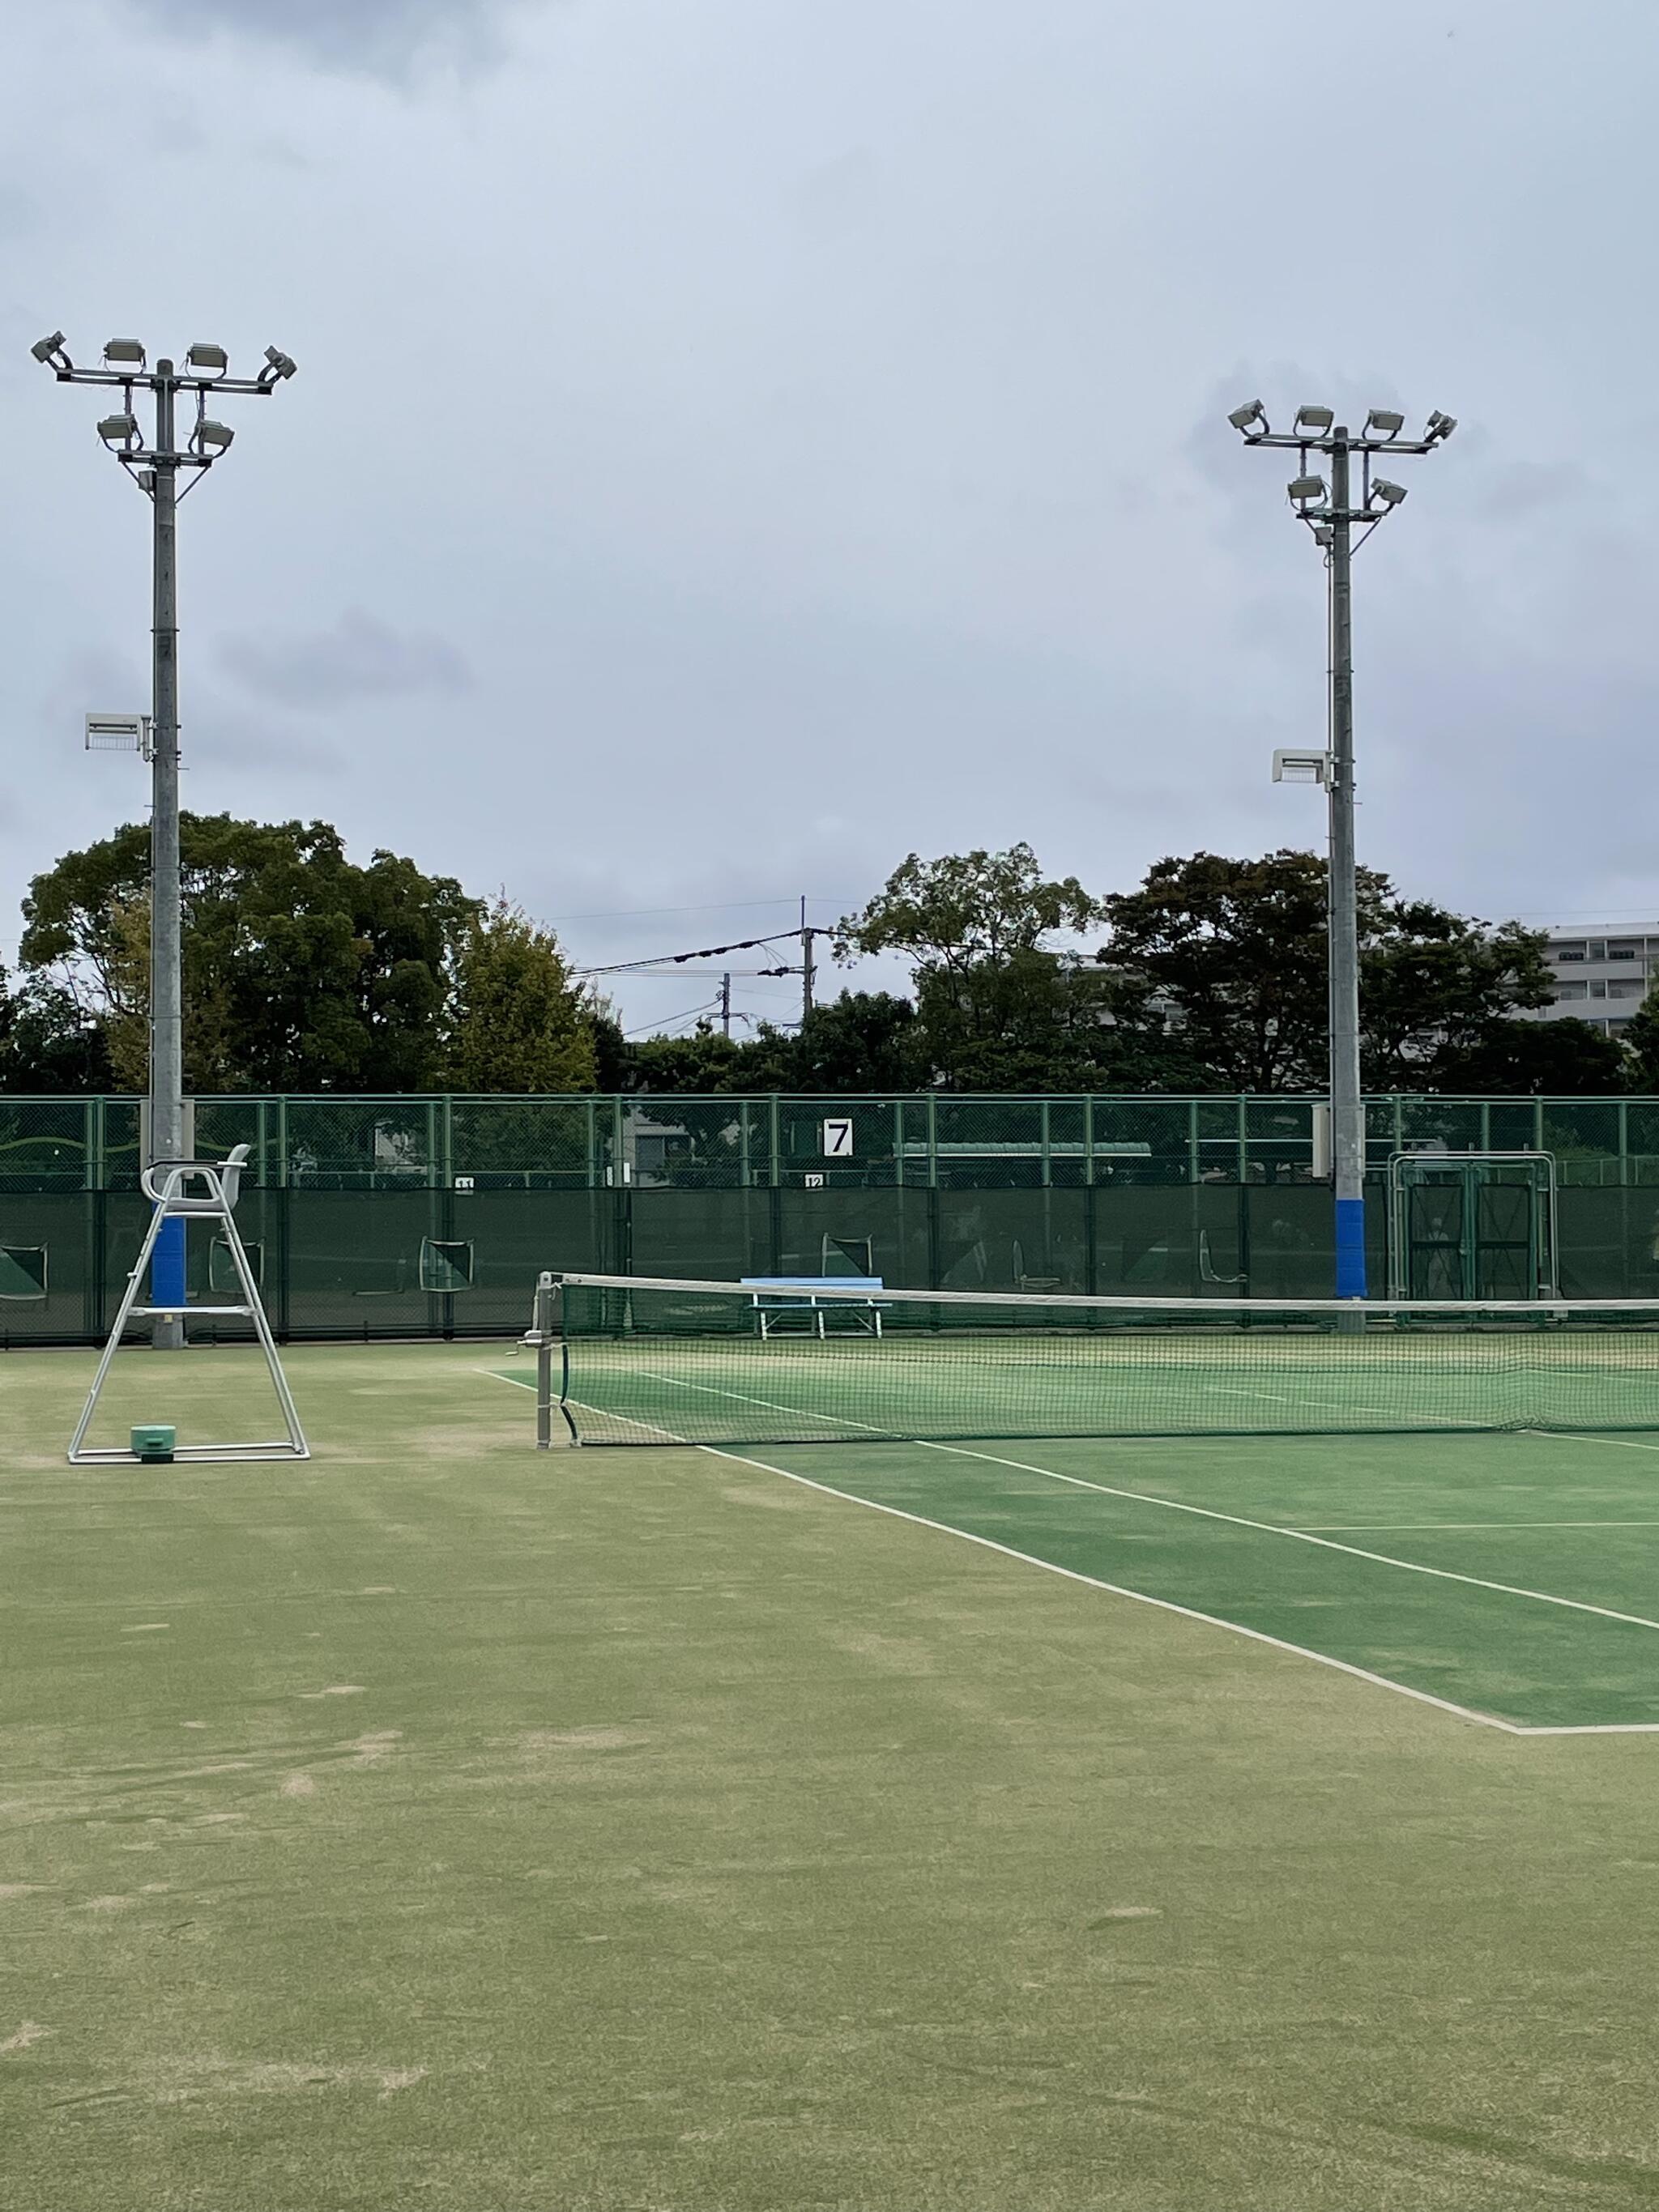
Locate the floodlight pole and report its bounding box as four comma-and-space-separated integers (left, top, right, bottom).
1227, 399, 1455, 1303
1325, 433, 1363, 1301
30, 332, 296, 1349
151, 366, 184, 1325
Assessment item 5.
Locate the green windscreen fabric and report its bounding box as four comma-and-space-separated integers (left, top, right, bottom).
554, 1275, 1659, 1447
0, 1246, 47, 1300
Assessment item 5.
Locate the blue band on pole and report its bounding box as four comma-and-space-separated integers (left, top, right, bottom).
151, 1215, 187, 1310
1334, 1196, 1367, 1300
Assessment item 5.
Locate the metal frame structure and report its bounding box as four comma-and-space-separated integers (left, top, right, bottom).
1386, 1150, 1560, 1303
67, 1146, 309, 1465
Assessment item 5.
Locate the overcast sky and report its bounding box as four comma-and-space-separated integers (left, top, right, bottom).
5, 0, 1658, 1038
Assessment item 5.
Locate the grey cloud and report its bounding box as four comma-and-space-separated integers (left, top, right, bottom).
122, 0, 517, 76
1473, 461, 1590, 521
216, 611, 472, 711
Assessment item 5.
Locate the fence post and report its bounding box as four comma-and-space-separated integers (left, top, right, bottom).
767, 1095, 783, 1272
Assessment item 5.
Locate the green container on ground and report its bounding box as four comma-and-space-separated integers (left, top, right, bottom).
130, 1425, 176, 1464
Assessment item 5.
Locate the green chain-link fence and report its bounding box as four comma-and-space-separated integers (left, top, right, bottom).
6, 1093, 1659, 1193
3, 1093, 1658, 1345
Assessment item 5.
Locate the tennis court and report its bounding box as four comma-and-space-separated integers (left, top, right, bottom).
9, 1338, 1659, 2208
499, 1274, 1659, 1734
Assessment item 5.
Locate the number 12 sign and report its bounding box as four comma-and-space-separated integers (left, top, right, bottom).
821, 1117, 853, 1158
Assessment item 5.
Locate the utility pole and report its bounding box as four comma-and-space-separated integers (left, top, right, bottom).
1228, 397, 1456, 1302
32, 331, 297, 1347
800, 895, 817, 1026
719, 973, 732, 1038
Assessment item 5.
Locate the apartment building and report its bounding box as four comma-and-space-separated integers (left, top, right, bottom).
1527, 926, 1657, 1037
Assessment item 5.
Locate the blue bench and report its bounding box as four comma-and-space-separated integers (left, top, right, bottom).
740, 1276, 889, 1341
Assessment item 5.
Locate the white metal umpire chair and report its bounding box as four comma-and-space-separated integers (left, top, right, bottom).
67, 1144, 309, 1465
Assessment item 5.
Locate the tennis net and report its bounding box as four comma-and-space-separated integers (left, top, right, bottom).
527, 1272, 1659, 1447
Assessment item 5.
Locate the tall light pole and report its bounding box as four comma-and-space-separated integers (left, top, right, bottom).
1228, 398, 1456, 1302
32, 333, 296, 1348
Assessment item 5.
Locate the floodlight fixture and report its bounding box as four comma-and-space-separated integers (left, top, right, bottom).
192, 419, 234, 454
103, 339, 147, 367
1370, 478, 1407, 509
1425, 410, 1457, 442
1273, 748, 1333, 786
97, 412, 139, 448
259, 345, 297, 387
31, 330, 69, 369
186, 341, 228, 373
1294, 404, 1335, 434
1228, 399, 1266, 433
1287, 474, 1327, 509
1365, 408, 1404, 438
86, 710, 154, 759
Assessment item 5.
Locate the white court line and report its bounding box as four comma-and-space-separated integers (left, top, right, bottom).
615, 1369, 1659, 1641
915, 1439, 1659, 1639
479, 1366, 1659, 1736
1300, 1520, 1659, 1533
1534, 1430, 1659, 1455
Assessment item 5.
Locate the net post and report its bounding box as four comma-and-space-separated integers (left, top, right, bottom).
529, 1270, 559, 1449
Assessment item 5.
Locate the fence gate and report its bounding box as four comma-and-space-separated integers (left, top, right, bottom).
1386, 1151, 1559, 1301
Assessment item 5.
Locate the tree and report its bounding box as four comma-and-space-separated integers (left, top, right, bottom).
837, 843, 1102, 975
1622, 987, 1659, 1091
1433, 1015, 1627, 1095
1098, 850, 1557, 1093
620, 1026, 751, 1093
778, 991, 923, 1091
19, 815, 480, 1091
834, 845, 1151, 1088
0, 970, 116, 1092
441, 899, 595, 1091
1358, 893, 1555, 1089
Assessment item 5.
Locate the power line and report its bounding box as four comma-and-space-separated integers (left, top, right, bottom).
548, 893, 859, 926
622, 998, 723, 1038
574, 926, 834, 980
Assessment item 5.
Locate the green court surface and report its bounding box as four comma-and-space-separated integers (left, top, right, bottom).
9, 1340, 1659, 2210
549, 1318, 1659, 1446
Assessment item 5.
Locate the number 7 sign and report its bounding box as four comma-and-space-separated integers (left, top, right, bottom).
821, 1117, 853, 1158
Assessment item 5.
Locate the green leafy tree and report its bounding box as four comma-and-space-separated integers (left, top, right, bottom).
0, 970, 116, 1092
19, 815, 479, 1091
1099, 850, 1556, 1092
834, 846, 1161, 1088
1433, 1015, 1628, 1095
774, 991, 923, 1091
1622, 986, 1659, 1091
620, 1026, 742, 1093
1358, 893, 1555, 1089
441, 899, 596, 1091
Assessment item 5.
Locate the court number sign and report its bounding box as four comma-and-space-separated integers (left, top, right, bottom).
821, 1117, 853, 1157
804, 1171, 825, 1190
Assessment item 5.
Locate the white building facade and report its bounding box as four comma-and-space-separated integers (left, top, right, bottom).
1526, 927, 1657, 1038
